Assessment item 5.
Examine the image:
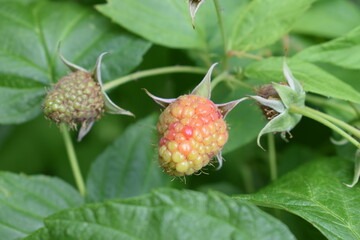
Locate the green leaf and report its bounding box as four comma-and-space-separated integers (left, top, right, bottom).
295, 26, 360, 70
86, 115, 171, 202
0, 1, 150, 124
292, 0, 360, 38
237, 157, 360, 240
97, 0, 204, 49
229, 0, 315, 51
245, 58, 360, 104
97, 0, 250, 51
0, 172, 83, 240
26, 189, 296, 240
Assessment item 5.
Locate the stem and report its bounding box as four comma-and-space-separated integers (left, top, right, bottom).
210, 71, 229, 90
289, 105, 360, 149
305, 106, 360, 139
60, 124, 86, 196
227, 50, 264, 60
348, 101, 360, 120
240, 161, 255, 193
213, 0, 227, 58
225, 74, 254, 90
102, 66, 208, 91
267, 133, 277, 181
306, 94, 357, 116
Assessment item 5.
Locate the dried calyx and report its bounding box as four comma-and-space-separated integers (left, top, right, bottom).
251, 60, 306, 149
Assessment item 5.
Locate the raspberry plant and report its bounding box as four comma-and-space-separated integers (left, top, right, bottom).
0, 0, 360, 240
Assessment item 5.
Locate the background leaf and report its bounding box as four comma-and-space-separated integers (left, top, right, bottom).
97, 0, 251, 52
97, 0, 204, 49
237, 157, 360, 240
0, 172, 83, 240
86, 115, 171, 202
292, 0, 360, 38
245, 58, 360, 103
229, 0, 315, 51
0, 1, 150, 124
295, 26, 360, 70
27, 189, 296, 240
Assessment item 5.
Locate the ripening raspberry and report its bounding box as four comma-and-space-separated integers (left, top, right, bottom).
146, 63, 248, 176
43, 48, 133, 141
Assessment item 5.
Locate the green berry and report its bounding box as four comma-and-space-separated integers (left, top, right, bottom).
42, 70, 104, 127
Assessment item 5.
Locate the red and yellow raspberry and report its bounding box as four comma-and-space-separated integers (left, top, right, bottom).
157, 95, 228, 176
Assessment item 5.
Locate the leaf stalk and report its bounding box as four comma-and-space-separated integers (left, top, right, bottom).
103, 66, 207, 91
289, 105, 360, 149
60, 124, 86, 196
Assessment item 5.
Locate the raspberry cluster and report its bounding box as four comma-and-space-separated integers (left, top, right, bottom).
43, 71, 104, 127
157, 95, 228, 176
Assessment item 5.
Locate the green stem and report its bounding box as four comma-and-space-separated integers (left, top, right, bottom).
289, 105, 360, 149
267, 133, 277, 181
213, 0, 228, 67
348, 101, 360, 120
102, 66, 208, 91
210, 71, 228, 90
240, 161, 255, 193
306, 94, 357, 116
60, 124, 86, 196
305, 106, 360, 139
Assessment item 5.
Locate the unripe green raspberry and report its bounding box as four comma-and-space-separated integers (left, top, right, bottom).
43, 71, 104, 128
43, 49, 133, 141
157, 95, 228, 176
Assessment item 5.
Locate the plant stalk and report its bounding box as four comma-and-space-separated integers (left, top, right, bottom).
306, 95, 359, 118
103, 66, 207, 91
267, 133, 277, 181
60, 124, 86, 196
213, 0, 227, 57
289, 105, 360, 149
304, 106, 360, 139
210, 71, 229, 90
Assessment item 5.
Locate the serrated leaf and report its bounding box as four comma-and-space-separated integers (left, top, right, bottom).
245, 58, 360, 104
97, 0, 203, 49
86, 115, 171, 202
0, 172, 83, 240
229, 0, 315, 51
237, 157, 360, 240
295, 26, 360, 70
292, 0, 360, 38
26, 189, 296, 240
97, 0, 249, 52
0, 1, 150, 124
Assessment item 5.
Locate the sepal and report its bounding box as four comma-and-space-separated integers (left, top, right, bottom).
189, 0, 205, 28
191, 63, 217, 99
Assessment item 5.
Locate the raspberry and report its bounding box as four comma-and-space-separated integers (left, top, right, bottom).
146, 63, 248, 176
157, 95, 228, 176
42, 49, 133, 141
43, 71, 104, 128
